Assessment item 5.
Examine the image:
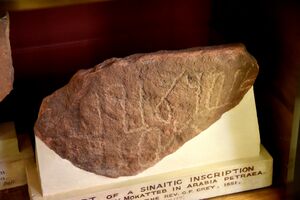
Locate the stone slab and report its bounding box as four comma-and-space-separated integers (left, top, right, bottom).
35, 44, 259, 178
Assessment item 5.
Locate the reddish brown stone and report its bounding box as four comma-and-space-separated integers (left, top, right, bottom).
35, 44, 259, 178
0, 13, 13, 102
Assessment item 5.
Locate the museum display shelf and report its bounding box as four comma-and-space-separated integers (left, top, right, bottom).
0, 122, 34, 191
0, 0, 298, 199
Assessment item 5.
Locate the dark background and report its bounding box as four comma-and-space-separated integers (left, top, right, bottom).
0, 0, 299, 189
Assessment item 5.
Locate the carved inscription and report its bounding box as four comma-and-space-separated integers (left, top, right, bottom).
35, 44, 259, 177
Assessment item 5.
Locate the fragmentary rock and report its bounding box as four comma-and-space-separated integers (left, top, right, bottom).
0, 13, 14, 102
35, 44, 259, 178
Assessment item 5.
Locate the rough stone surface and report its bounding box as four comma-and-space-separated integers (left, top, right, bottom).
35, 44, 259, 178
0, 13, 14, 102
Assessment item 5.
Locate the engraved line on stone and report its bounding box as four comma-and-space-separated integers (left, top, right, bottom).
162, 133, 177, 153
123, 84, 151, 133
156, 70, 186, 107
100, 127, 107, 171
174, 72, 203, 132
155, 70, 186, 124
195, 73, 203, 115
112, 82, 150, 134
204, 72, 225, 110
94, 92, 104, 133
174, 118, 192, 134
137, 129, 146, 167
173, 120, 179, 132
137, 128, 161, 167
138, 82, 149, 128
223, 69, 242, 104
233, 69, 243, 90
155, 100, 172, 124
105, 84, 127, 134
240, 78, 255, 91
240, 68, 255, 91
156, 128, 162, 160
203, 72, 214, 110
185, 72, 202, 115
209, 72, 225, 108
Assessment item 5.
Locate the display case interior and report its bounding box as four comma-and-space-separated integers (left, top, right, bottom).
0, 0, 299, 199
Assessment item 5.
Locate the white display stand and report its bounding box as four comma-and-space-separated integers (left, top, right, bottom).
0, 122, 34, 190
27, 88, 273, 199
